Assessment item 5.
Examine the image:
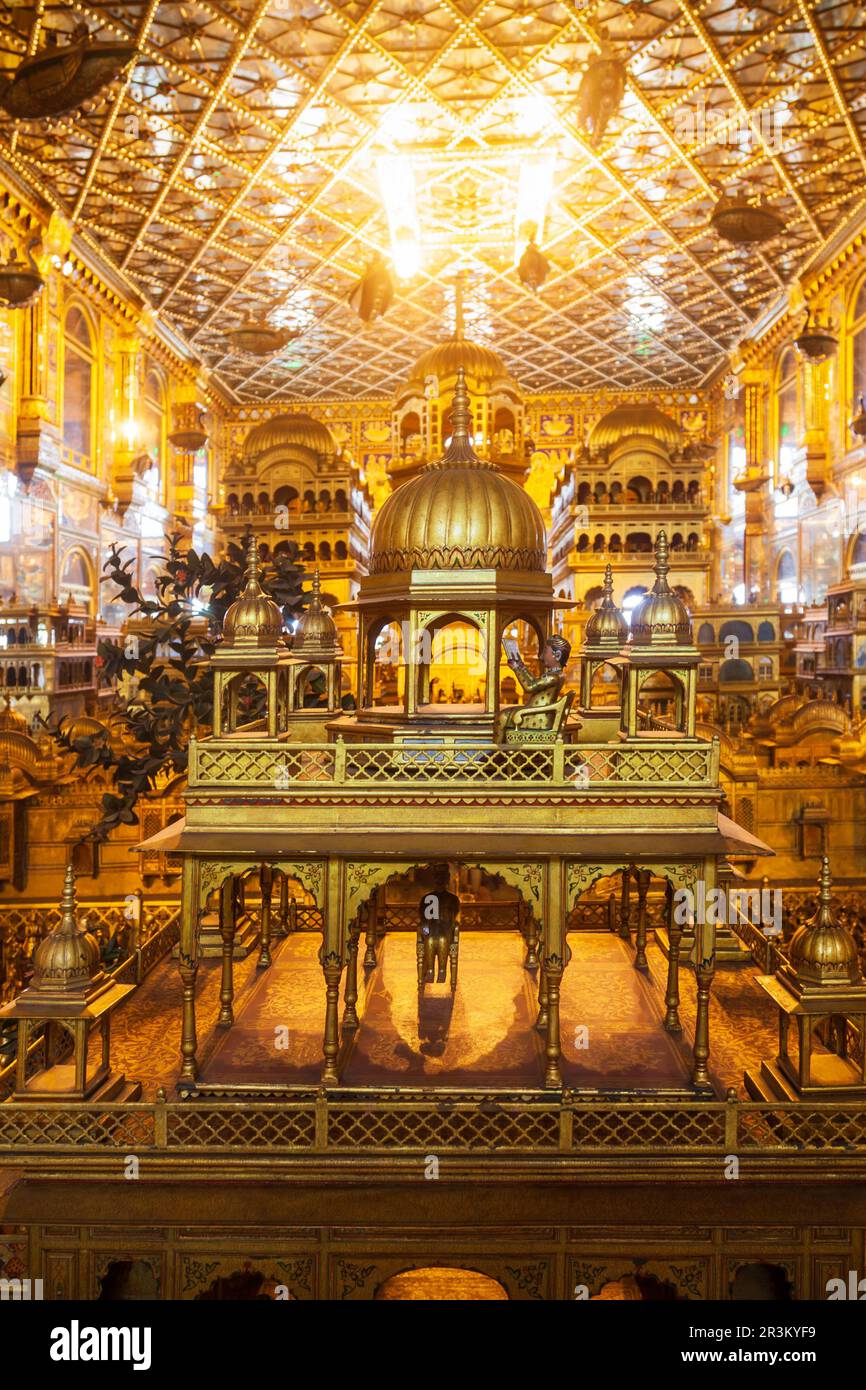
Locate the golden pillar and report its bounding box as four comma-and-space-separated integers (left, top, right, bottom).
217, 876, 236, 1028
663, 879, 683, 1035
321, 859, 344, 1085
634, 869, 651, 972
257, 863, 273, 970
343, 920, 361, 1031
691, 858, 717, 1089
542, 858, 564, 1089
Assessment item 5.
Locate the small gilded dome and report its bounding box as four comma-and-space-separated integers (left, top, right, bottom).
370, 368, 545, 575
242, 412, 337, 461
787, 858, 862, 987
585, 564, 629, 647
65, 715, 108, 743
0, 697, 28, 733
31, 866, 102, 996
293, 570, 340, 656
630, 531, 692, 646
589, 402, 682, 453
223, 537, 283, 648
407, 332, 511, 389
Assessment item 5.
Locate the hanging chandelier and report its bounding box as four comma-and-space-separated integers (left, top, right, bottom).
0, 21, 136, 120
168, 402, 208, 453
517, 234, 550, 292
0, 240, 44, 307
794, 309, 837, 364
348, 256, 395, 323
709, 192, 784, 245
227, 317, 301, 357
576, 50, 627, 145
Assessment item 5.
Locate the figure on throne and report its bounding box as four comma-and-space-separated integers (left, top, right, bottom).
495, 634, 572, 742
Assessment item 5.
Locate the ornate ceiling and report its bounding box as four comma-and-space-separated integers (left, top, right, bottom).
2, 1, 866, 402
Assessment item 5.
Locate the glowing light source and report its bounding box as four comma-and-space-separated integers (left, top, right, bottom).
376, 154, 421, 280
514, 151, 556, 263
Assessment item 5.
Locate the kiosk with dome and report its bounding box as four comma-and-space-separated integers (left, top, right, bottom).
153, 369, 770, 1098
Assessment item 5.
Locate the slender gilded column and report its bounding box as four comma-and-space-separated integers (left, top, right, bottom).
634, 869, 650, 971
543, 957, 563, 1089
663, 880, 683, 1034
217, 877, 236, 1028
257, 863, 273, 969
692, 956, 715, 1088
321, 949, 343, 1084
524, 906, 540, 970
178, 956, 199, 1082
279, 871, 289, 936
363, 891, 378, 968
343, 923, 360, 1031
619, 867, 632, 942
536, 966, 549, 1030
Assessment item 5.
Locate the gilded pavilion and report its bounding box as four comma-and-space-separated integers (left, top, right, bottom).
3, 0, 866, 1308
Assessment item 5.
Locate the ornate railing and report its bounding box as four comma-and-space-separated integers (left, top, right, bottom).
189, 737, 719, 791
0, 1092, 864, 1157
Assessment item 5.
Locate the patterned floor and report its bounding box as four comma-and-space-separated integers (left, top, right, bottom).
105, 929, 781, 1098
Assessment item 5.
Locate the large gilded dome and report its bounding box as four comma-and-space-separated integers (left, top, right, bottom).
370, 368, 545, 575
407, 332, 511, 388
589, 402, 681, 453
242, 412, 337, 460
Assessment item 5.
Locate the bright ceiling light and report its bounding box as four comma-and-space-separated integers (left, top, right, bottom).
376, 154, 421, 280
377, 103, 420, 146
514, 151, 556, 261
513, 93, 553, 138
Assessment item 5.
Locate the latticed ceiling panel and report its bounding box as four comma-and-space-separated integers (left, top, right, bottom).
2, 0, 866, 401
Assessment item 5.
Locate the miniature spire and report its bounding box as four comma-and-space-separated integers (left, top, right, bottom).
603, 562, 614, 601
450, 364, 471, 441
243, 534, 261, 595
652, 529, 671, 592
59, 863, 78, 935
434, 365, 491, 469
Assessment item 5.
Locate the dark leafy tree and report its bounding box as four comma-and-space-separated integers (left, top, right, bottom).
47, 532, 308, 842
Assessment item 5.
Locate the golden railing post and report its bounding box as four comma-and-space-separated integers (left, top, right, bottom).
315, 1089, 328, 1149
363, 892, 378, 968
558, 1097, 573, 1151
257, 863, 273, 970
663, 880, 683, 1034
155, 1087, 168, 1148
321, 858, 344, 1085
724, 1088, 739, 1152
218, 876, 235, 1028
334, 734, 347, 783
634, 869, 650, 971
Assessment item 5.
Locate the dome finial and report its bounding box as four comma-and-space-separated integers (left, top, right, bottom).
653, 530, 671, 590
60, 863, 78, 933
817, 855, 833, 924
451, 365, 470, 440
244, 534, 261, 594
603, 562, 614, 599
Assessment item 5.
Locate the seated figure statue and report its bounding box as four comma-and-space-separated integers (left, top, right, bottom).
495, 634, 573, 743
417, 865, 460, 995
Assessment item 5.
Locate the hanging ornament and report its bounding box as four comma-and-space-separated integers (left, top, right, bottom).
0, 21, 136, 120
227, 317, 300, 357
850, 395, 866, 440
709, 192, 784, 245
517, 234, 549, 291
576, 49, 626, 145
348, 256, 395, 322
168, 402, 208, 452
794, 309, 837, 364
0, 239, 44, 307
777, 475, 795, 499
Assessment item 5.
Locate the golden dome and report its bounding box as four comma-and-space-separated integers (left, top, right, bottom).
589, 402, 682, 453
293, 570, 341, 657
31, 866, 102, 996
370, 369, 545, 575
585, 565, 629, 647
407, 332, 511, 389
242, 412, 337, 460
787, 858, 862, 988
64, 715, 108, 743
0, 697, 27, 733
222, 537, 284, 649
630, 532, 692, 646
